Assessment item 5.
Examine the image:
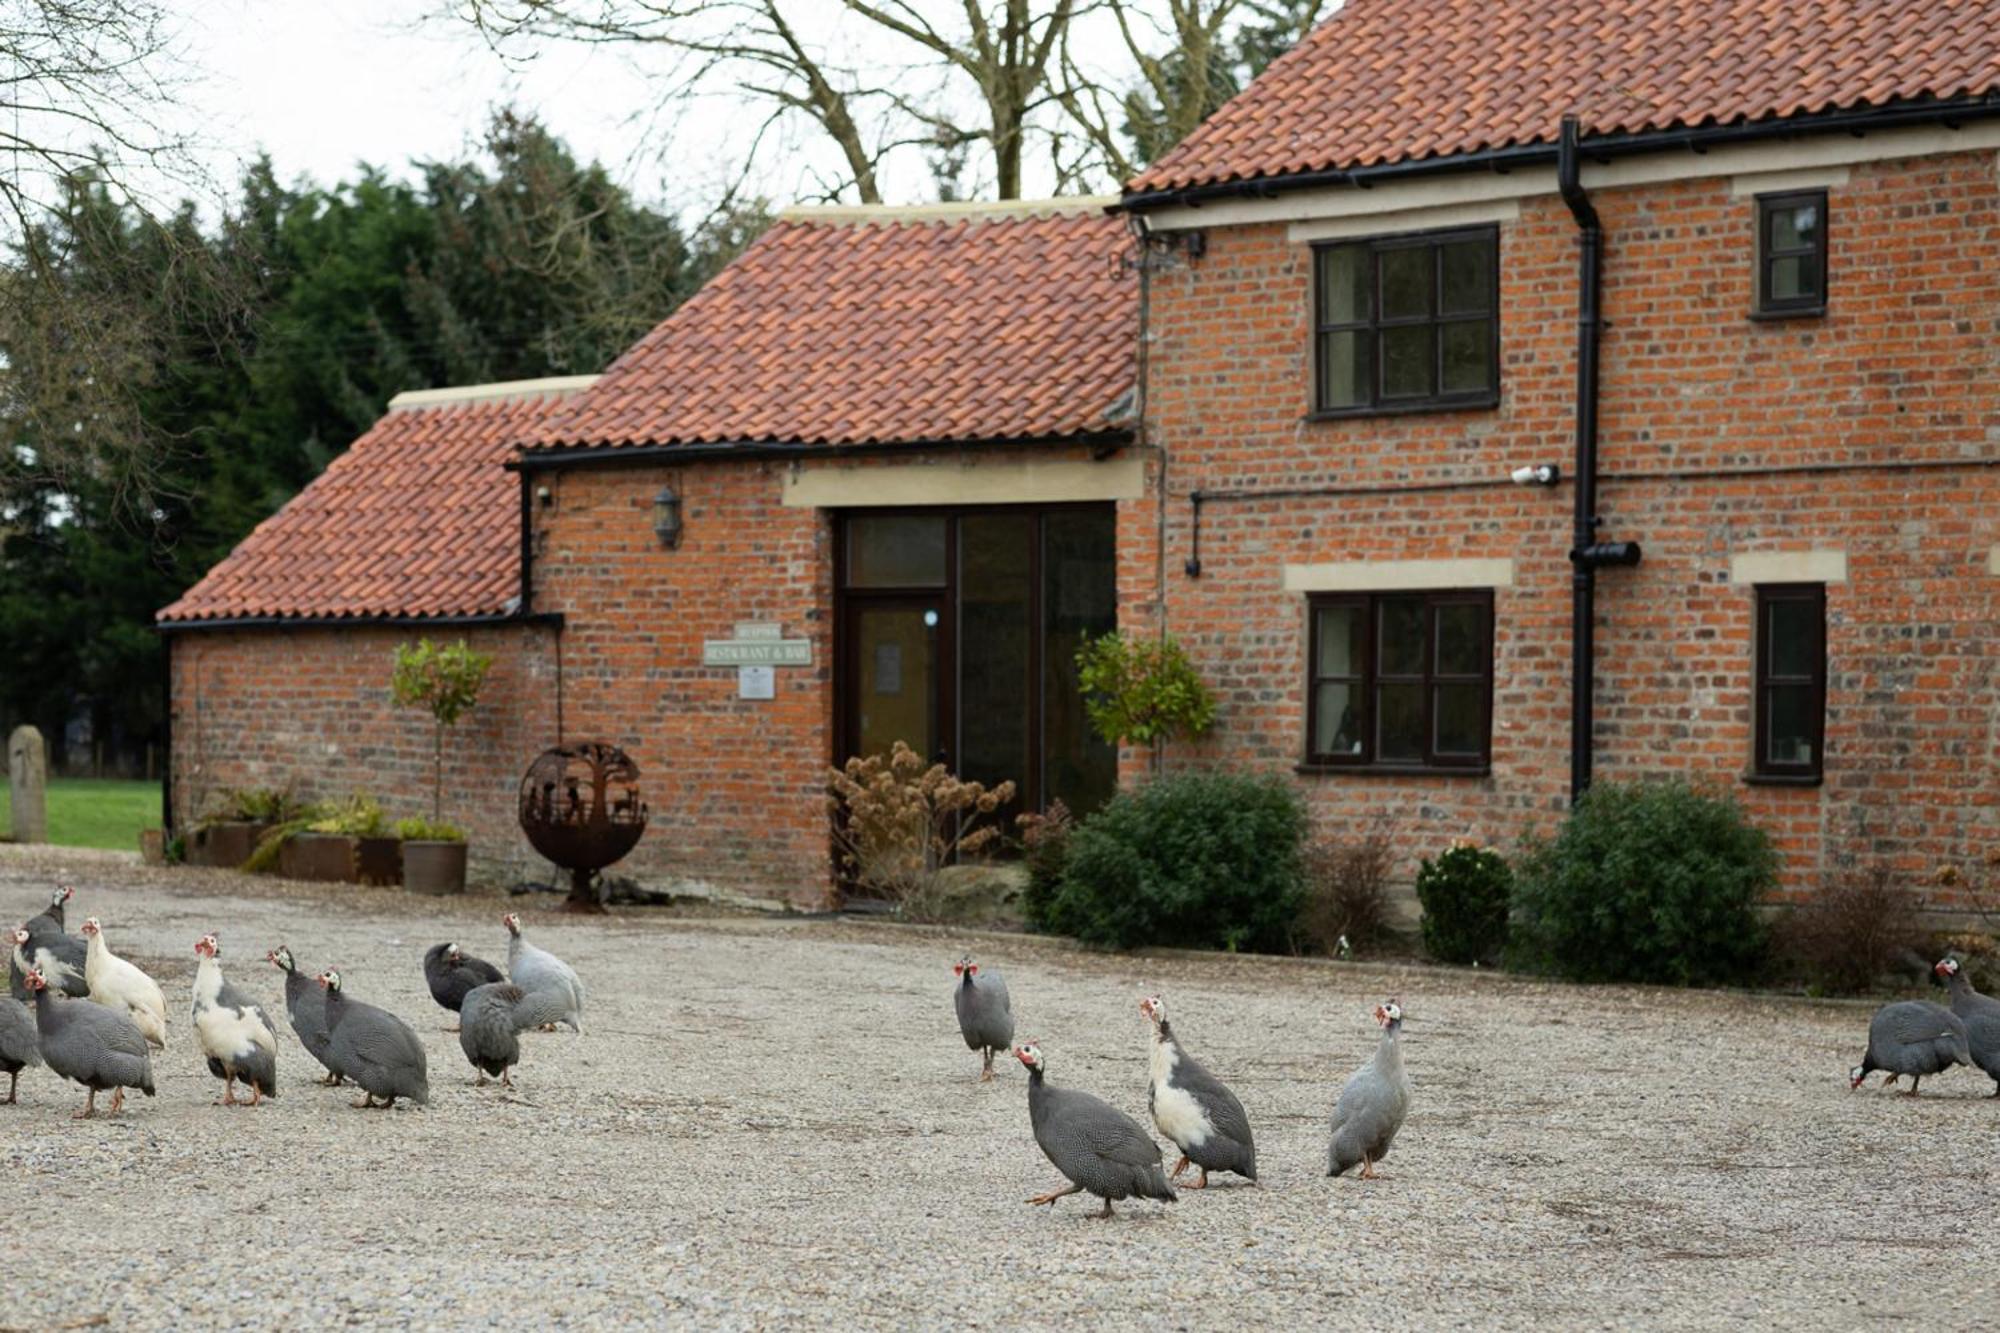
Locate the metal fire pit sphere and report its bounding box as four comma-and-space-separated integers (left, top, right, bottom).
518, 742, 648, 911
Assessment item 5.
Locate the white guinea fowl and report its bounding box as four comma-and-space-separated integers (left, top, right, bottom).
192, 934, 279, 1107
80, 918, 168, 1050
501, 912, 584, 1032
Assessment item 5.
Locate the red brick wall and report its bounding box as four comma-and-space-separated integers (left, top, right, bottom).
1134, 149, 2000, 905
167, 624, 556, 882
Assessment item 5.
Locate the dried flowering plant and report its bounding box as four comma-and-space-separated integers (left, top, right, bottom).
827, 742, 1016, 920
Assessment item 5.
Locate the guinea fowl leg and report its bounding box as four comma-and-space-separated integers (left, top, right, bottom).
220, 1073, 237, 1106
501, 1068, 514, 1089
73, 1088, 98, 1119
1905, 1077, 1922, 1097
1027, 1183, 1083, 1207
109, 1087, 126, 1115
1192, 1168, 1211, 1190
1094, 1198, 1116, 1220
5, 1070, 15, 1104
981, 1048, 994, 1082
246, 1082, 263, 1108
1360, 1156, 1378, 1180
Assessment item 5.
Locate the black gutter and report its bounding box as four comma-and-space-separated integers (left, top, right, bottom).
157, 611, 565, 635
518, 468, 535, 614
160, 634, 173, 835
1116, 96, 2000, 213
506, 430, 1136, 473
1558, 116, 1603, 805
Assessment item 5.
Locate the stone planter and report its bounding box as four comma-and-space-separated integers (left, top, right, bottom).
191, 820, 271, 869
402, 840, 468, 895
354, 836, 403, 886
139, 828, 166, 865
280, 832, 356, 882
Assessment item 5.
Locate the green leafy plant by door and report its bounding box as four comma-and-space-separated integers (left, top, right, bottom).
1075, 631, 1216, 747
391, 638, 494, 821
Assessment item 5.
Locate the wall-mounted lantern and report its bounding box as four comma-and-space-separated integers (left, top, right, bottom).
651, 484, 683, 549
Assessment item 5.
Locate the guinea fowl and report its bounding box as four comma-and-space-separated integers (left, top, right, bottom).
1328, 1001, 1413, 1180
24, 965, 155, 1117
423, 942, 505, 1029
192, 934, 278, 1106
18, 886, 88, 996
81, 917, 169, 1049
267, 946, 344, 1086
0, 989, 40, 1103
1851, 999, 1971, 1095
501, 913, 584, 1033
1933, 958, 2000, 1096
952, 953, 1014, 1081
1140, 994, 1256, 1188
458, 982, 526, 1088
1016, 1041, 1177, 1220
318, 969, 429, 1109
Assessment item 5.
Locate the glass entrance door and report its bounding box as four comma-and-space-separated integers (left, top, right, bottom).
847, 599, 943, 764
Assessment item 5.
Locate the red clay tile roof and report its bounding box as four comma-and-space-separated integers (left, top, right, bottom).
530, 205, 1135, 451
1128, 0, 2000, 195
158, 384, 591, 624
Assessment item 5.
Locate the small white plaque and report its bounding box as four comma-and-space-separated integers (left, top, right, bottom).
738, 665, 775, 700
734, 621, 784, 640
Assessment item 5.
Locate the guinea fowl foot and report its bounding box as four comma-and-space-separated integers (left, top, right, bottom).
1188, 1169, 1211, 1190
501, 1070, 514, 1089
108, 1088, 126, 1114
1094, 1199, 1116, 1220
1168, 1155, 1190, 1181
1360, 1158, 1378, 1180
1027, 1185, 1081, 1207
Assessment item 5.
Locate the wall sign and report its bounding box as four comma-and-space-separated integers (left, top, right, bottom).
738, 665, 776, 700
703, 619, 813, 667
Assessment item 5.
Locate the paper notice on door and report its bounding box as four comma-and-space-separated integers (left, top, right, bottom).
874, 643, 902, 694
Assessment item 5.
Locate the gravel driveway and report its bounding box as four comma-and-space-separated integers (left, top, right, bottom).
2, 845, 1995, 1330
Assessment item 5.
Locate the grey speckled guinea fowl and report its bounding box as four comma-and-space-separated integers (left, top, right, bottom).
191, 935, 278, 1106
1017, 1042, 1176, 1220
458, 983, 525, 1088
318, 970, 429, 1109
15, 885, 88, 998
1934, 959, 2000, 1095
952, 954, 1013, 1081
1140, 995, 1256, 1188
25, 966, 154, 1118
1329, 1001, 1412, 1180
267, 946, 343, 1086
424, 942, 504, 1025
1851, 999, 1971, 1095
0, 991, 41, 1103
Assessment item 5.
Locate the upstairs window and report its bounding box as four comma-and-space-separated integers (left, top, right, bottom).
1312, 227, 1499, 416
1307, 590, 1492, 771
1752, 583, 1826, 781
1755, 190, 1827, 318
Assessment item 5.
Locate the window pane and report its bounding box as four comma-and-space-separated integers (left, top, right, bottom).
958, 513, 1033, 816
1378, 599, 1425, 675
1380, 246, 1432, 319
1317, 330, 1369, 410
1377, 683, 1423, 761
1316, 245, 1368, 325
1439, 239, 1493, 315
1435, 602, 1484, 675
847, 515, 946, 587
1440, 320, 1492, 395
1770, 202, 1818, 252
1314, 682, 1362, 757
1435, 683, 1484, 755
1769, 255, 1816, 302
1380, 325, 1436, 399
1766, 597, 1818, 678
1766, 685, 1815, 765
1315, 604, 1362, 677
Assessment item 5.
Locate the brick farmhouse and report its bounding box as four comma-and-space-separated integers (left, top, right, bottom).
165, 0, 2000, 912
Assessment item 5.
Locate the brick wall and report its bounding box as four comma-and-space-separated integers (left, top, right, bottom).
167, 623, 557, 882
1135, 149, 2000, 906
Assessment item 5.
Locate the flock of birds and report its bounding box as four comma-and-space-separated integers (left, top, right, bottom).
1, 885, 588, 1116
951, 953, 1411, 1219
8, 879, 2000, 1224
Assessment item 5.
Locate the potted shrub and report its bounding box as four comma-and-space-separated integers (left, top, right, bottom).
189, 787, 300, 868
1074, 631, 1217, 754
390, 637, 492, 890
279, 796, 387, 883
396, 817, 468, 895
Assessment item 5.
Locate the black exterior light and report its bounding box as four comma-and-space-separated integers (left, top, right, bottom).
1572, 541, 1642, 569
651, 484, 683, 549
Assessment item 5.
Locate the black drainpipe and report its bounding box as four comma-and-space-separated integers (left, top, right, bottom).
1557, 116, 1643, 803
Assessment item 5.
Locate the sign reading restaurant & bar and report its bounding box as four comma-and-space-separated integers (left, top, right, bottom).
703, 621, 813, 667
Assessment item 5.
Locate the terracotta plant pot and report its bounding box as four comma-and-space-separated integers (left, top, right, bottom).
354, 836, 403, 886
192, 820, 271, 869
402, 840, 468, 895
280, 833, 356, 882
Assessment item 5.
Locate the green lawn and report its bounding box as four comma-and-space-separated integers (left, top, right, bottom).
0, 778, 162, 852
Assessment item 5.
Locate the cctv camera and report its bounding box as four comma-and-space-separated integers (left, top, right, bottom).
1510, 464, 1559, 487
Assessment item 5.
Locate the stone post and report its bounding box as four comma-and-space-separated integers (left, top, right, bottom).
7, 725, 48, 843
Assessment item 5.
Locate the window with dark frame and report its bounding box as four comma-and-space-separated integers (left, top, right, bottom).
1755, 190, 1827, 317
1752, 583, 1826, 781
1306, 589, 1493, 770
1312, 227, 1499, 415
